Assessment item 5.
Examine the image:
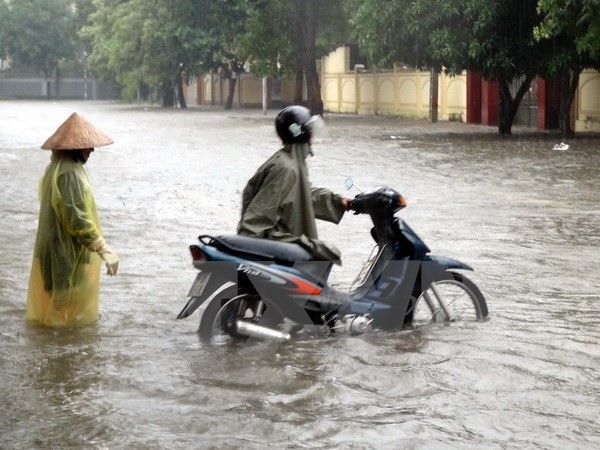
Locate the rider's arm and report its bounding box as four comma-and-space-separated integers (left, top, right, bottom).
311, 187, 346, 224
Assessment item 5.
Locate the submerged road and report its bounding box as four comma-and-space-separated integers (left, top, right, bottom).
1, 100, 599, 448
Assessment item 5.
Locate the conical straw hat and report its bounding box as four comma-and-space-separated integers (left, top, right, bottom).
41, 112, 114, 150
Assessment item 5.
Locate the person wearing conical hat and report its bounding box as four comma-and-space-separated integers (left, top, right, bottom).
26, 112, 119, 327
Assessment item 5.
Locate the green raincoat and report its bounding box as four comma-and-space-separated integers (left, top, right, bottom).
237, 143, 345, 263
26, 152, 103, 327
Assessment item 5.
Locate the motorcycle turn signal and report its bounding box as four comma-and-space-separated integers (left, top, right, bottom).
398, 195, 407, 207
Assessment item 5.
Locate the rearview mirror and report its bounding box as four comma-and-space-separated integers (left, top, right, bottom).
344, 177, 354, 190
344, 177, 363, 193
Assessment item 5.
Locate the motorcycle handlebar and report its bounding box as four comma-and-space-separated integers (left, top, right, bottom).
348, 198, 366, 215
348, 190, 407, 215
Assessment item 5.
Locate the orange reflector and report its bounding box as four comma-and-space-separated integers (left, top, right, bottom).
289, 275, 323, 295
399, 195, 407, 207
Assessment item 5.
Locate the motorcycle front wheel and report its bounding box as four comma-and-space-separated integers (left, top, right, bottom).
198, 287, 283, 344
410, 270, 488, 325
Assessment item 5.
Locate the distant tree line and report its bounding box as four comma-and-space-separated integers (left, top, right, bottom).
0, 0, 599, 136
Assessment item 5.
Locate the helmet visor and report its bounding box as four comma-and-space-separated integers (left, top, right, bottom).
305, 115, 327, 140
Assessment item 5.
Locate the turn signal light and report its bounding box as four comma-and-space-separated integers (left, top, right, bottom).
398, 195, 407, 207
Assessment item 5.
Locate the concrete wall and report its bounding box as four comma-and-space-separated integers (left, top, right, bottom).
188, 46, 600, 132
191, 72, 298, 108
0, 76, 118, 100
321, 46, 466, 121
575, 70, 600, 132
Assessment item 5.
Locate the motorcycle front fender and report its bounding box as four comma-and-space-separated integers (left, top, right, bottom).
422, 255, 474, 272
176, 278, 236, 319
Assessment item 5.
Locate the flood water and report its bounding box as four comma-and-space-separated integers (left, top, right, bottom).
1, 100, 599, 449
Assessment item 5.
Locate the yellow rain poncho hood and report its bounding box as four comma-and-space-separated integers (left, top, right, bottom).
237, 143, 345, 263
26, 153, 103, 327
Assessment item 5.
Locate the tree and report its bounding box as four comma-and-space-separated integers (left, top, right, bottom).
237, 1, 296, 79
1, 0, 76, 97
0, 1, 9, 63
351, 0, 550, 135
467, 0, 546, 135
82, 0, 149, 102
82, 0, 349, 111
207, 0, 249, 110
83, 0, 254, 108
83, 0, 220, 107
237, 0, 350, 114
351, 0, 475, 122
578, 0, 600, 60
536, 0, 600, 136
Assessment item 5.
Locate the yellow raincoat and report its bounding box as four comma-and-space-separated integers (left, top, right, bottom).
26, 152, 103, 327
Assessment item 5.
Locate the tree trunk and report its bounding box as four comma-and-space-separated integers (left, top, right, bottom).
294, 69, 304, 105
224, 75, 237, 110
161, 80, 175, 107
558, 70, 580, 137
55, 66, 61, 99
176, 65, 187, 109
498, 76, 533, 135
429, 66, 439, 123
295, 0, 323, 114
294, 0, 305, 106
176, 80, 187, 109
43, 68, 52, 99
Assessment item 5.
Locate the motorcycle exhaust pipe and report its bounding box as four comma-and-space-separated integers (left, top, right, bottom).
235, 321, 291, 341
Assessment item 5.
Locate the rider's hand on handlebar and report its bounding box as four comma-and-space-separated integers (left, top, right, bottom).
341, 197, 351, 211
347, 197, 361, 215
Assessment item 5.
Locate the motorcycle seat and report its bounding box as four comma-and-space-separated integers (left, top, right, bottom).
206, 234, 315, 266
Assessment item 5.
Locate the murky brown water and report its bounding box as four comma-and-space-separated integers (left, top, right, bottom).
1, 100, 599, 448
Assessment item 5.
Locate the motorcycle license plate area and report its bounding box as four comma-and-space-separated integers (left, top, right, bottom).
188, 272, 211, 297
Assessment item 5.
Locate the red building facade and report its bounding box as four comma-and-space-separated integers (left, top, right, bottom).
466, 71, 561, 130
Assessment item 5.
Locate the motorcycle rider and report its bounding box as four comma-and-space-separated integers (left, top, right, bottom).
237, 105, 349, 264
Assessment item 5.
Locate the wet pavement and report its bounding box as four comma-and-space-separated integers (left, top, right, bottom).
1, 100, 599, 448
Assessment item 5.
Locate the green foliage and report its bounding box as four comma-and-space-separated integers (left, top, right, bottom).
0, 0, 76, 78
349, 0, 404, 67
350, 0, 486, 72
350, 0, 571, 80
0, 1, 9, 61
536, 0, 600, 71
236, 1, 295, 77
580, 0, 600, 59
237, 0, 350, 78
82, 0, 249, 101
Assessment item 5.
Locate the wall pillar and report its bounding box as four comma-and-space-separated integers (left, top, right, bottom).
466, 71, 482, 123
481, 79, 498, 126
537, 77, 560, 129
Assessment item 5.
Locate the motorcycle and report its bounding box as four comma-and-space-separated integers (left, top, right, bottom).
177, 179, 488, 343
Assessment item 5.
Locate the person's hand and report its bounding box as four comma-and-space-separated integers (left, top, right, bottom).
341, 197, 351, 211
87, 237, 119, 275
100, 248, 119, 275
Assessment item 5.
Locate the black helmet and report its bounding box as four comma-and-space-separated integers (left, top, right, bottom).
275, 105, 314, 144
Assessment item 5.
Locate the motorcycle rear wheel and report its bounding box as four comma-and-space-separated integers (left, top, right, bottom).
198, 288, 283, 344
410, 270, 488, 325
